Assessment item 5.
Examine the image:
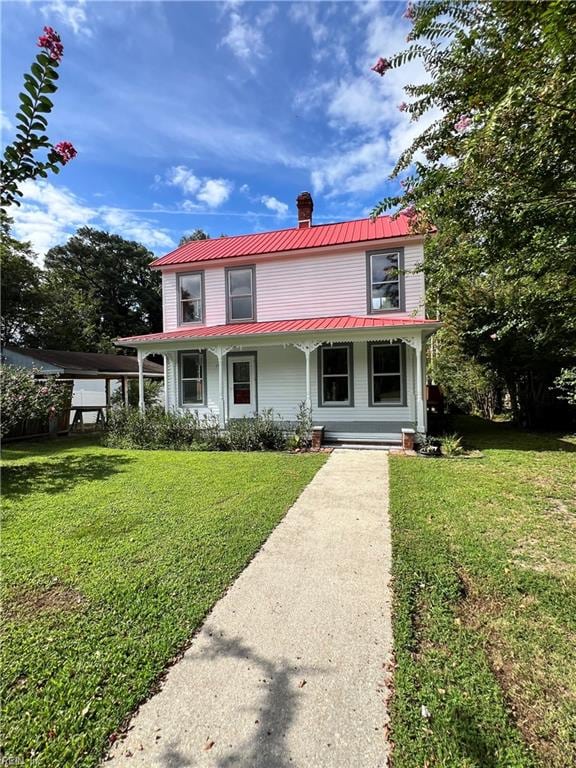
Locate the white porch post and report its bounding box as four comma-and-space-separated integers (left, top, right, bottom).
163, 353, 169, 413
123, 376, 129, 407
400, 333, 426, 434
137, 349, 145, 412
208, 346, 234, 427
414, 335, 425, 433
293, 342, 322, 412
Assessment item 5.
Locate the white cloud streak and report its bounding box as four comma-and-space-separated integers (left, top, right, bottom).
10, 180, 175, 263
40, 0, 92, 37
261, 195, 289, 216
164, 166, 234, 208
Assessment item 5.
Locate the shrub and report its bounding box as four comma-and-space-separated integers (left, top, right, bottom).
0, 364, 70, 437
109, 378, 163, 410
293, 401, 313, 450
103, 407, 287, 452
440, 432, 464, 457
228, 409, 287, 451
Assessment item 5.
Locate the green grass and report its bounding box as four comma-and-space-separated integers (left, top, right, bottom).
1, 437, 326, 767
389, 417, 576, 768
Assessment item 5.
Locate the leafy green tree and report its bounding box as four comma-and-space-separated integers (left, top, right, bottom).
0, 233, 44, 346
40, 227, 162, 352
179, 229, 209, 246
372, 0, 576, 426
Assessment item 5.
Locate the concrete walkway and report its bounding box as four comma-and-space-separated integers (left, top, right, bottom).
105, 450, 393, 768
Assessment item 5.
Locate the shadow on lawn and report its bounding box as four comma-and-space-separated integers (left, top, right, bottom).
2, 452, 134, 501
158, 628, 324, 768
453, 416, 576, 453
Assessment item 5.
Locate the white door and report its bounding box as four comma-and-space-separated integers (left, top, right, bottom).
228, 355, 256, 418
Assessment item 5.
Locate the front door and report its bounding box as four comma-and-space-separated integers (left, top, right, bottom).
227, 354, 256, 418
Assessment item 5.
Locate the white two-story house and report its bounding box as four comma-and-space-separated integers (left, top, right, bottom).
118, 192, 439, 444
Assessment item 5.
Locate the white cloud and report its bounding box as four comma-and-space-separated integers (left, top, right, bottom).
197, 178, 233, 208
40, 0, 92, 37
10, 180, 175, 263
163, 165, 233, 209
1, 110, 13, 132
221, 4, 277, 69
166, 165, 202, 195
292, 8, 441, 197
310, 137, 394, 197
99, 208, 175, 250
261, 195, 289, 217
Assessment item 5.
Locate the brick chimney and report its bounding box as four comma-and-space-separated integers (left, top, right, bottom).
296, 191, 313, 228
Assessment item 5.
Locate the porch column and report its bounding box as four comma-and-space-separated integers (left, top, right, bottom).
122, 376, 129, 407
400, 334, 426, 434
413, 335, 425, 433
137, 349, 145, 413
208, 346, 234, 427
163, 354, 169, 413
293, 342, 322, 412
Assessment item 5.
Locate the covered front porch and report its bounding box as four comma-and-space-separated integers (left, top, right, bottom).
119, 316, 440, 444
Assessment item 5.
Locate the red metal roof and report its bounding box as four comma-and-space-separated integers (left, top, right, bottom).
117, 315, 438, 345
152, 215, 415, 268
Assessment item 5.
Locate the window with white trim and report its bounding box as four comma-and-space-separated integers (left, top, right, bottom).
369, 251, 400, 311
370, 344, 403, 405
320, 345, 352, 406
227, 267, 255, 321
178, 273, 203, 324
180, 351, 205, 405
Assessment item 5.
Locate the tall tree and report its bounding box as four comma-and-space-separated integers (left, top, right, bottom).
0, 233, 44, 346
40, 227, 162, 352
179, 229, 209, 246
372, 0, 576, 426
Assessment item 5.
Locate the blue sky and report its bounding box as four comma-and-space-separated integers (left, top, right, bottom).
1, 0, 426, 262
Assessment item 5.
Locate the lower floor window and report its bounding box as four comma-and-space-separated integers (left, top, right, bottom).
370, 343, 403, 405
180, 351, 205, 405
320, 345, 352, 406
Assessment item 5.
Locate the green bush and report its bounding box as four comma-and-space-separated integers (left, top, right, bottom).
103, 407, 287, 452
228, 409, 287, 451
439, 432, 464, 457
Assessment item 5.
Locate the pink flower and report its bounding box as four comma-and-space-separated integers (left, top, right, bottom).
54, 141, 77, 164
398, 102, 408, 112
37, 26, 64, 62
404, 204, 417, 219
454, 114, 472, 132
40, 386, 49, 394
403, 2, 415, 20
371, 57, 392, 76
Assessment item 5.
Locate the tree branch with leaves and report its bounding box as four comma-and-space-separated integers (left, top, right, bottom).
1, 26, 77, 216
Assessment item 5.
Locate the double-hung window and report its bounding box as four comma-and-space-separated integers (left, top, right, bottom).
227, 266, 255, 322
369, 343, 404, 405
319, 345, 353, 406
180, 351, 205, 405
179, 273, 203, 324
368, 250, 401, 311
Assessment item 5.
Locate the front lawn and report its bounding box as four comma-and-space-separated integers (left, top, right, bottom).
389, 417, 576, 768
1, 437, 326, 767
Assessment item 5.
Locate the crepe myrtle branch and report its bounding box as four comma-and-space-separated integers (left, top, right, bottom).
0, 26, 76, 213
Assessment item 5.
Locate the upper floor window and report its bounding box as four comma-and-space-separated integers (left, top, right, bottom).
369, 343, 404, 405
178, 272, 203, 324
368, 250, 402, 312
319, 344, 353, 407
227, 266, 255, 322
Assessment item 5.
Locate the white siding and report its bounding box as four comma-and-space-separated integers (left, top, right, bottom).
165, 342, 416, 439
161, 240, 426, 331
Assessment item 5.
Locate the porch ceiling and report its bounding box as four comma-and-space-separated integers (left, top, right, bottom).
116, 315, 440, 348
